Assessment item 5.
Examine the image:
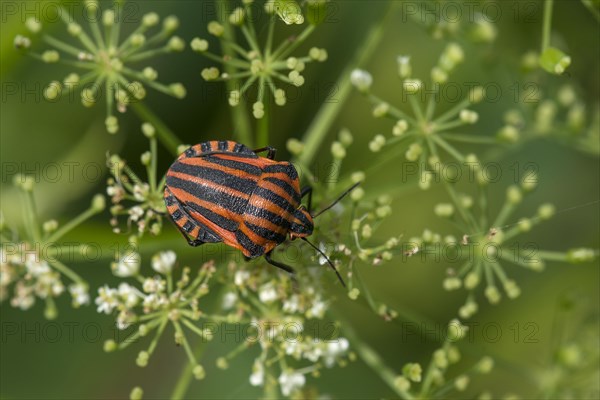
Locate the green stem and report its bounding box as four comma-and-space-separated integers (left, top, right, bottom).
297, 2, 398, 166
330, 309, 414, 400
218, 0, 253, 146
45, 206, 98, 244
256, 88, 269, 148
130, 102, 182, 155
541, 0, 554, 52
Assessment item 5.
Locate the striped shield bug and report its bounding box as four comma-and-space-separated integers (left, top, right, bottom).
163, 140, 359, 286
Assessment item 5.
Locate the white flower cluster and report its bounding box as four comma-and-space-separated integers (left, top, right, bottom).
1, 250, 89, 314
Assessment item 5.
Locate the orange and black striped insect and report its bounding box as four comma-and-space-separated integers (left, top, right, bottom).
163, 140, 358, 286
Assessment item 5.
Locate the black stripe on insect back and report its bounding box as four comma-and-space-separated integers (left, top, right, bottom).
203, 155, 262, 176
263, 177, 300, 204
244, 222, 286, 243
201, 142, 210, 152
218, 140, 228, 150
170, 161, 257, 194
185, 202, 239, 231
263, 164, 298, 180
235, 229, 264, 258
252, 186, 295, 213
166, 175, 249, 215
245, 204, 291, 229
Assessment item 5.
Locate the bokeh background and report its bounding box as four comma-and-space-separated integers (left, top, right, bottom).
1, 1, 599, 398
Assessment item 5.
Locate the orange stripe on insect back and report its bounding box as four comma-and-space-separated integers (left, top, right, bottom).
167, 171, 251, 201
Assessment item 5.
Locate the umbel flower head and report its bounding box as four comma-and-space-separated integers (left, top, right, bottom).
14, 0, 186, 133
191, 0, 328, 118
351, 43, 498, 189
405, 174, 598, 318
0, 175, 105, 318
106, 123, 168, 237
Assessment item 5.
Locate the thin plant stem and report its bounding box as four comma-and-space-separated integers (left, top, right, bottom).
130, 102, 182, 156
297, 2, 399, 166
541, 0, 554, 52
330, 309, 414, 400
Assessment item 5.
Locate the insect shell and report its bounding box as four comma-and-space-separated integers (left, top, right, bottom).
163, 140, 345, 285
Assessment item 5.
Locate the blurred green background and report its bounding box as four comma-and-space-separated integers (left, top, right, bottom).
1, 1, 599, 398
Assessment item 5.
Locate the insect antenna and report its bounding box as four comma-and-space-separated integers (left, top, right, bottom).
301, 237, 346, 287
312, 182, 361, 218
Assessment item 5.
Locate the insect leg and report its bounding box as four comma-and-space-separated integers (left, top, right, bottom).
264, 251, 299, 289
300, 186, 313, 213
253, 146, 277, 160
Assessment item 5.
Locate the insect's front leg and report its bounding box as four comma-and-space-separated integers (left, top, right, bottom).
300, 186, 313, 213
253, 146, 277, 160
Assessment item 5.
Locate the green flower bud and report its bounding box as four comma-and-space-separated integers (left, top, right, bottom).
464, 272, 480, 289
405, 143, 422, 161
169, 83, 186, 99
252, 101, 264, 119
348, 288, 360, 300
372, 102, 389, 118
142, 12, 159, 27
351, 171, 365, 183
350, 187, 364, 202
350, 69, 372, 92
434, 203, 454, 218
504, 280, 521, 299
443, 277, 462, 291
331, 141, 346, 159
105, 116, 119, 134
216, 357, 229, 369
454, 375, 469, 391
167, 36, 185, 52
459, 109, 479, 124
468, 86, 486, 103
229, 7, 245, 26
193, 365, 206, 380
566, 248, 596, 264
130, 386, 143, 400
394, 376, 411, 391
393, 120, 408, 136
402, 363, 422, 382
163, 15, 179, 32
131, 33, 145, 47
397, 56, 412, 78
485, 286, 501, 304
207, 21, 224, 37
539, 46, 571, 75
403, 79, 422, 94
91, 194, 106, 212
537, 203, 555, 219
447, 319, 467, 341
25, 17, 41, 33
14, 35, 31, 49
136, 350, 149, 367
339, 128, 353, 146
136, 123, 153, 141
431, 66, 448, 84
42, 50, 60, 63
191, 37, 209, 52
497, 125, 520, 143
228, 90, 240, 106
44, 81, 62, 100
476, 356, 494, 374
103, 339, 117, 352
286, 138, 304, 155
102, 10, 115, 26
506, 185, 522, 204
